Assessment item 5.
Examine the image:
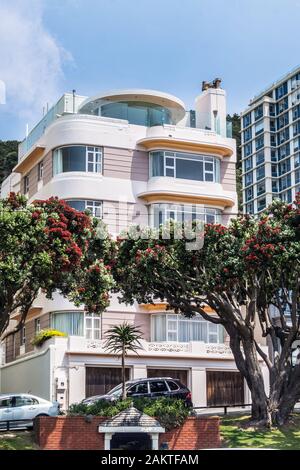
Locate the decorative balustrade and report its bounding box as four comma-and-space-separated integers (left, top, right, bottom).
147, 342, 190, 353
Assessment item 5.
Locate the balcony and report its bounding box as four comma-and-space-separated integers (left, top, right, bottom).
137, 124, 235, 158
64, 336, 234, 359
138, 176, 236, 208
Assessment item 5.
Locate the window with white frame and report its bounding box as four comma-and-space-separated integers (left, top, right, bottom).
151, 203, 222, 227
150, 151, 220, 183
53, 146, 102, 175
23, 175, 29, 194
151, 314, 224, 344
35, 318, 41, 334
66, 200, 102, 218
85, 313, 101, 340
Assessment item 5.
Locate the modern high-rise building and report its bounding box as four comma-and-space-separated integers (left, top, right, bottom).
241, 65, 300, 215
0, 82, 268, 409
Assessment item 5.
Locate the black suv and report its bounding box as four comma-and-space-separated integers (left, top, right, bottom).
83, 377, 193, 407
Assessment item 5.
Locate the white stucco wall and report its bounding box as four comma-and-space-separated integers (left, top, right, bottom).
0, 348, 52, 400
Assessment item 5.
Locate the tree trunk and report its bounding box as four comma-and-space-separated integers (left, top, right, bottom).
121, 348, 126, 400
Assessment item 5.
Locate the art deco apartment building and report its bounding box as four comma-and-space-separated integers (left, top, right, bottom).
0, 82, 267, 409
241, 65, 300, 214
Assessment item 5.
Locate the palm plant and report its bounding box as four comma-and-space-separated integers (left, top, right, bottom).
103, 322, 143, 400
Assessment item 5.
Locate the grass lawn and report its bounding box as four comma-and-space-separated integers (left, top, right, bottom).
0, 431, 37, 450
220, 414, 300, 450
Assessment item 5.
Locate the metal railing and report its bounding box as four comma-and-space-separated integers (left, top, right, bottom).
193, 403, 252, 415
0, 418, 33, 431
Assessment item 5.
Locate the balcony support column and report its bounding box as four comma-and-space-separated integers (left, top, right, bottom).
191, 367, 207, 407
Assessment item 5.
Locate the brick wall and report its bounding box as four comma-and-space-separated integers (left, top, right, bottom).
34, 416, 220, 450
159, 416, 220, 450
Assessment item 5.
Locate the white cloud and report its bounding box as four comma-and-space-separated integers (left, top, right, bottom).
0, 0, 72, 123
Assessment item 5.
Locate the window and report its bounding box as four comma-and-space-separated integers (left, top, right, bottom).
53, 146, 102, 175
255, 120, 264, 135
167, 380, 179, 391
35, 318, 41, 334
295, 153, 300, 167
38, 161, 43, 181
270, 119, 276, 132
151, 314, 224, 344
14, 396, 39, 407
276, 82, 288, 100
256, 151, 264, 166
255, 135, 264, 150
150, 381, 168, 393
87, 147, 102, 173
278, 158, 291, 176
150, 151, 220, 183
272, 180, 278, 193
245, 186, 253, 202
23, 175, 29, 194
243, 113, 251, 128
66, 200, 102, 218
280, 189, 292, 203
291, 73, 300, 90
257, 197, 266, 212
243, 127, 252, 143
244, 142, 252, 157
278, 143, 290, 160
151, 204, 221, 228
269, 104, 276, 116
245, 202, 254, 214
256, 166, 265, 181
244, 171, 253, 187
20, 327, 26, 346
271, 149, 277, 162
270, 134, 277, 147
272, 164, 277, 177
277, 97, 288, 114
51, 311, 84, 336
244, 157, 252, 172
279, 174, 291, 191
295, 169, 300, 184
99, 101, 172, 126
277, 112, 289, 129
0, 398, 13, 408
294, 122, 300, 137
257, 181, 266, 196
85, 313, 101, 340
278, 128, 289, 145
293, 105, 300, 121
127, 382, 149, 395
254, 105, 263, 121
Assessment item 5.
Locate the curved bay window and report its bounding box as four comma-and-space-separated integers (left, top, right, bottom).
50, 311, 101, 339
151, 203, 221, 227
96, 101, 172, 127
152, 314, 224, 344
150, 151, 220, 182
53, 146, 102, 175
66, 200, 102, 219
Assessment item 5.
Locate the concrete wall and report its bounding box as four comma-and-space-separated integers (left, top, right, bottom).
0, 348, 52, 400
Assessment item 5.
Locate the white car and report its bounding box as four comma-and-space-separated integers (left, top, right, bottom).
0, 393, 59, 427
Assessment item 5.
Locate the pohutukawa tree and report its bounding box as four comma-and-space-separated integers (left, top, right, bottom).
0, 193, 115, 338
114, 196, 300, 427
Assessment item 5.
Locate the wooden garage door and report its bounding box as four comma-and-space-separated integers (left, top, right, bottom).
147, 369, 188, 386
207, 371, 244, 406
86, 367, 130, 397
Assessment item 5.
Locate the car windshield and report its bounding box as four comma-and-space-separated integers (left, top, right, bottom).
107, 382, 135, 396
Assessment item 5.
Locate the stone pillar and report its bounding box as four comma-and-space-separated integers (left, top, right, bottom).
151, 434, 159, 450
191, 367, 207, 407
104, 433, 113, 450
68, 365, 85, 406
132, 364, 147, 380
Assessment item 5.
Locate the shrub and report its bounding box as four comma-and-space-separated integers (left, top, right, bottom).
68, 397, 189, 430
31, 329, 67, 347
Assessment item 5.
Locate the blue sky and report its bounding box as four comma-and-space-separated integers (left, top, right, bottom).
1, 0, 300, 140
